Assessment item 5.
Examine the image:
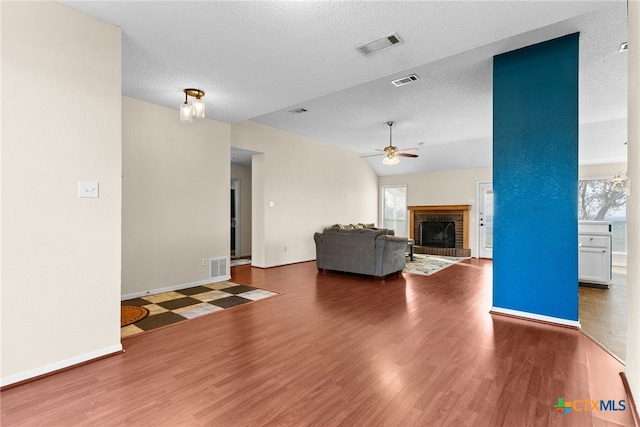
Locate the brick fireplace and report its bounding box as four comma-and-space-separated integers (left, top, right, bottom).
407, 205, 471, 257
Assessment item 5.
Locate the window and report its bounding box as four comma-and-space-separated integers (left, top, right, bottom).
381, 185, 407, 237
579, 177, 627, 254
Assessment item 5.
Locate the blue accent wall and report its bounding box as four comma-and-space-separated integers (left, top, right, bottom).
493, 33, 579, 321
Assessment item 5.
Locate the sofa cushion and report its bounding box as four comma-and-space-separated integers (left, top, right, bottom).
322, 224, 394, 235
336, 228, 386, 237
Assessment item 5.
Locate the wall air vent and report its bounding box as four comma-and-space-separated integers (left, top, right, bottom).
391, 74, 419, 87
356, 32, 403, 56
289, 108, 308, 114
209, 256, 229, 282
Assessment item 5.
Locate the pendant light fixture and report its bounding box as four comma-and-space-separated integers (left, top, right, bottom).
180, 88, 206, 122
612, 171, 628, 186
611, 142, 628, 190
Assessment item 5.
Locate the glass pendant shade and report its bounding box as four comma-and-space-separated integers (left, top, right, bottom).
180, 89, 206, 122
382, 156, 399, 165
180, 102, 193, 122
192, 98, 206, 118
612, 171, 627, 183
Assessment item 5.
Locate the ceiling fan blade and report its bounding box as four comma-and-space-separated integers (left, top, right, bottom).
362, 122, 418, 160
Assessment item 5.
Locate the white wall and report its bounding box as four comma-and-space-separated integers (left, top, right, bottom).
379, 168, 493, 257
231, 121, 379, 268
231, 164, 252, 257
122, 97, 231, 297
579, 162, 627, 178
625, 0, 639, 404
1, 1, 122, 385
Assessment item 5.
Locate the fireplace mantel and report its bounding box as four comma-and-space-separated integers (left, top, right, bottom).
408, 204, 471, 212
407, 205, 471, 257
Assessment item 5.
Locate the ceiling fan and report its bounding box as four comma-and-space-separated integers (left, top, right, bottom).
361, 121, 419, 165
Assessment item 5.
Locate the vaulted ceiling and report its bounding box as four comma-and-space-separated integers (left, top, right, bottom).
60, 1, 628, 176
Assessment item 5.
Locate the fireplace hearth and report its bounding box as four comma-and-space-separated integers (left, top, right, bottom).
407, 205, 471, 257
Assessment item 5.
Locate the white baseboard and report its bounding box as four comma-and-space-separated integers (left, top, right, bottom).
121, 276, 231, 301
1, 344, 123, 388
491, 306, 581, 328
256, 258, 316, 269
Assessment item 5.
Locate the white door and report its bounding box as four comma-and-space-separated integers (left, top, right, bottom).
477, 182, 493, 259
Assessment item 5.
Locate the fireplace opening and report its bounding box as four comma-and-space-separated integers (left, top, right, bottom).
420, 221, 455, 248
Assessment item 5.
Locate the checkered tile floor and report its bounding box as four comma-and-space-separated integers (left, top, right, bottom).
121, 281, 278, 338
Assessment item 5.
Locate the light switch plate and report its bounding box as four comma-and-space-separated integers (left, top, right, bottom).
78, 181, 99, 198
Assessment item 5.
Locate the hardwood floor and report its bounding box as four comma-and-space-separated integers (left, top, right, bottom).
1, 259, 634, 426
579, 266, 627, 361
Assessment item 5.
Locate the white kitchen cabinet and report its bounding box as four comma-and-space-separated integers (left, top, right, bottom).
578, 221, 612, 288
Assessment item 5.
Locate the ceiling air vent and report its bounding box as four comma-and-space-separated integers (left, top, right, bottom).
289, 107, 308, 114
391, 74, 419, 87
356, 33, 403, 56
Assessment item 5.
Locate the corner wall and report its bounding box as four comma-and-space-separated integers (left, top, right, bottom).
1, 1, 122, 385
625, 0, 640, 405
492, 33, 579, 324
121, 97, 231, 297
232, 121, 379, 268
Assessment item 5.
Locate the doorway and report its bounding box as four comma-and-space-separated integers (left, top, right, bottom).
578, 175, 628, 361
477, 182, 493, 259
230, 179, 240, 258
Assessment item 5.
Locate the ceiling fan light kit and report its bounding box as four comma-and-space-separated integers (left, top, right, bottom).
383, 121, 397, 165
180, 88, 206, 122
383, 121, 419, 165
359, 121, 420, 166
383, 155, 400, 165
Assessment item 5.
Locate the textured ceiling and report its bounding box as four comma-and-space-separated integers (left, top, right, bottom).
60, 0, 628, 175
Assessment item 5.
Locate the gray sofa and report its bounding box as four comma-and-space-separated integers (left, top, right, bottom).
314, 228, 408, 278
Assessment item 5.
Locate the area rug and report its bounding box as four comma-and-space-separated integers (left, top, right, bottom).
121, 306, 149, 327
403, 254, 469, 276
120, 281, 280, 338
